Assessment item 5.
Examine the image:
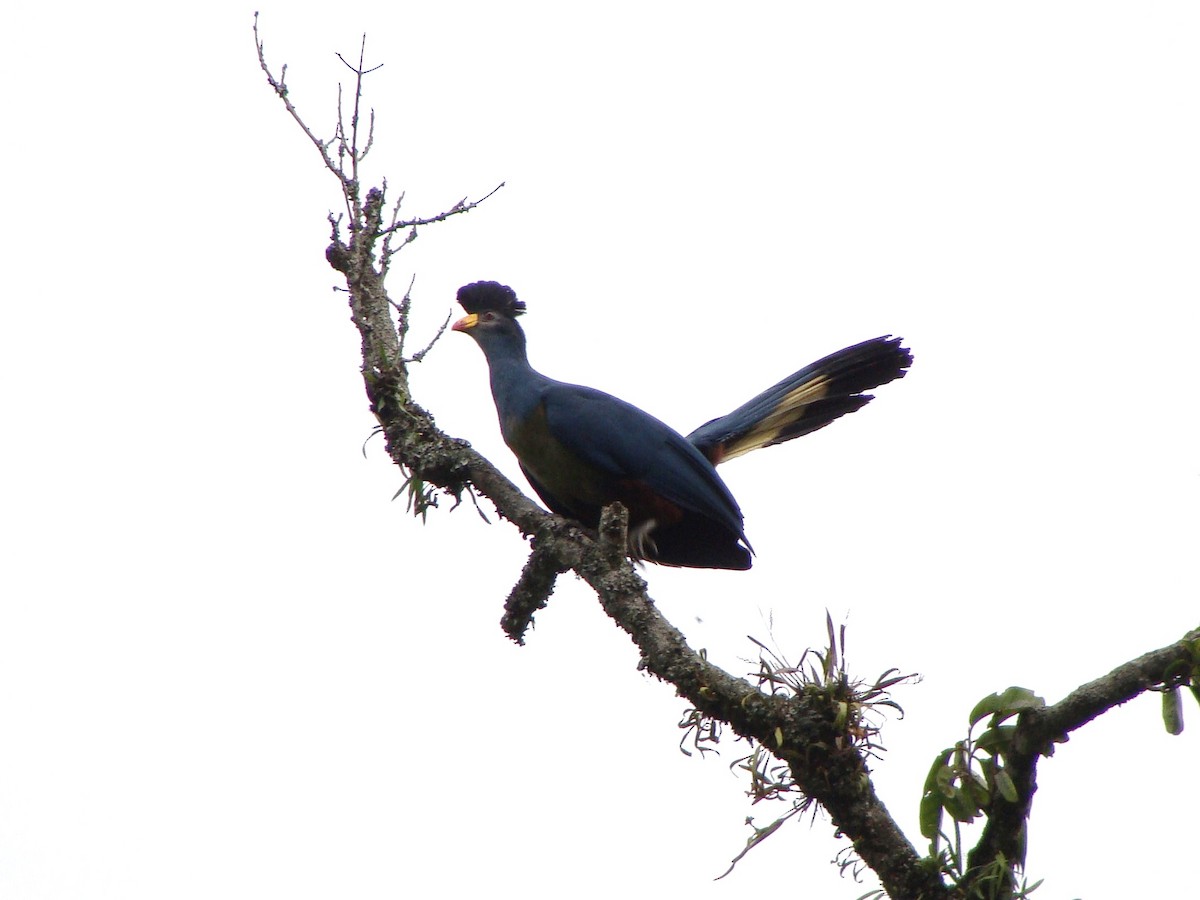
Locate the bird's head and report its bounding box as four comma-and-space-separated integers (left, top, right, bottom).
453, 281, 528, 352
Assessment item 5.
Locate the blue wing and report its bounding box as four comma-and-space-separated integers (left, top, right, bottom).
539, 381, 748, 543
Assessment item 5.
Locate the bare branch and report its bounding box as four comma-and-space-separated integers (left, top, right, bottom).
380, 184, 413, 272
336, 44, 384, 77
407, 311, 454, 364
343, 36, 368, 178
381, 182, 507, 234
254, 12, 350, 189
387, 271, 415, 354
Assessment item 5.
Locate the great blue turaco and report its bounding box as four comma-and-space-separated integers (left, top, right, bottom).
453, 281, 911, 570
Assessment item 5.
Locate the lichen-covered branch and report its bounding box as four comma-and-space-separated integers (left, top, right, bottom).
501, 540, 570, 643
320, 204, 950, 900
967, 628, 1200, 876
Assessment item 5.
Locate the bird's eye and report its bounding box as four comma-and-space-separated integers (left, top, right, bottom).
481, 311, 496, 322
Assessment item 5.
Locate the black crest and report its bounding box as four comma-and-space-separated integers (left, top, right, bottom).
457, 281, 526, 317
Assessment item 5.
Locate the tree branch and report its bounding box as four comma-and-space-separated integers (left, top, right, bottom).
254, 13, 351, 192
967, 628, 1200, 874
255, 24, 946, 898
255, 21, 1199, 900
319, 190, 951, 900
501, 539, 570, 643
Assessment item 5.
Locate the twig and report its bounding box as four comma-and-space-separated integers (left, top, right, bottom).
380, 182, 506, 234
408, 311, 454, 364
336, 36, 381, 174
253, 12, 350, 189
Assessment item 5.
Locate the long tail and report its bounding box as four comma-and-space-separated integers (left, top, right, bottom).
686, 336, 912, 465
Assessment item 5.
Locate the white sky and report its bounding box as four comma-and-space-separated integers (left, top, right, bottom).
2, 3, 1198, 898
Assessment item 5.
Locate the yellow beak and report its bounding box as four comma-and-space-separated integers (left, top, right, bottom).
451, 313, 478, 332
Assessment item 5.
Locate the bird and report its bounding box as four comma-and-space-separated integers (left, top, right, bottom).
453, 281, 911, 570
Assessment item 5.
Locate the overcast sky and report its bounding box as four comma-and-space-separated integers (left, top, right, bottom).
3, 3, 1198, 898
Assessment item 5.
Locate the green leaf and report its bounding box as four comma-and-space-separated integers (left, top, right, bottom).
969, 692, 1005, 727
823, 610, 839, 681
919, 749, 954, 840
974, 723, 1018, 754
978, 754, 996, 785
971, 687, 1045, 728
943, 788, 980, 824
918, 789, 944, 843
934, 765, 956, 795
1163, 686, 1184, 735
964, 771, 991, 808
922, 749, 954, 793
994, 767, 1019, 803
834, 701, 849, 730
994, 686, 1046, 714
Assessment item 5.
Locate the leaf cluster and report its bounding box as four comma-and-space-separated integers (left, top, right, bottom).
680, 615, 917, 880
920, 686, 1045, 894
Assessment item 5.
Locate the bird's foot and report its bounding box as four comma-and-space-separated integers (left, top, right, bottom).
628, 518, 659, 563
